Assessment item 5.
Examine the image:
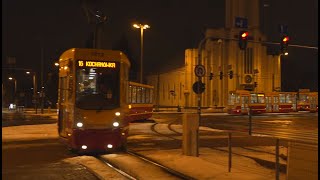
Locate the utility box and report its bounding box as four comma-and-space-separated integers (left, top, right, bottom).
182, 113, 199, 156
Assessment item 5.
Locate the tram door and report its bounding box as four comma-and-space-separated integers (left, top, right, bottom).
58, 76, 69, 137
241, 95, 249, 113
273, 96, 279, 112
265, 96, 272, 112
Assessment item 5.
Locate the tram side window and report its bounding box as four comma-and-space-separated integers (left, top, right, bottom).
141, 87, 146, 103
300, 94, 308, 102
250, 94, 258, 103
286, 94, 292, 103
279, 94, 286, 103
137, 87, 142, 103
132, 86, 137, 103
128, 85, 132, 103
258, 96, 265, 103
228, 94, 236, 105
68, 75, 73, 101
145, 88, 150, 103
236, 95, 240, 104
150, 89, 154, 103
59, 77, 67, 103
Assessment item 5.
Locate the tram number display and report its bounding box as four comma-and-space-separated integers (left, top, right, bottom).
77, 60, 116, 68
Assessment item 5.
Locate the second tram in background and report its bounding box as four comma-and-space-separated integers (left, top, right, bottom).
227, 90, 318, 115
57, 48, 153, 154
227, 89, 318, 115
297, 89, 318, 112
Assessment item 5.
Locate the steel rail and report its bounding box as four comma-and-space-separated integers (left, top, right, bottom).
127, 150, 196, 180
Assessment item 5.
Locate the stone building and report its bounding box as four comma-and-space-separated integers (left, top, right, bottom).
146, 0, 281, 109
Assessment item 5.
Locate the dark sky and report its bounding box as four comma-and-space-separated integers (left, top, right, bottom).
2, 0, 318, 91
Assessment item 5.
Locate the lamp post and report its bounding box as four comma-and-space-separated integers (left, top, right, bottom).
26, 71, 38, 113
8, 77, 17, 94
273, 52, 288, 92
26, 71, 37, 96
133, 23, 150, 83
8, 77, 17, 104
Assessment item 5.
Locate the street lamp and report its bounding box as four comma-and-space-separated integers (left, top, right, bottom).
133, 23, 150, 83
26, 71, 38, 113
8, 77, 17, 94
273, 53, 288, 91
26, 71, 37, 96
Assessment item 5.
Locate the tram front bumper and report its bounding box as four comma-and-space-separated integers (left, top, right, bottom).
69, 128, 128, 152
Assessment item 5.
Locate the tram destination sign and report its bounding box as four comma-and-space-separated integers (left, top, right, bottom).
77, 60, 117, 68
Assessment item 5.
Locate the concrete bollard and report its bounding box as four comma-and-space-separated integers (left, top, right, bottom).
182, 113, 199, 156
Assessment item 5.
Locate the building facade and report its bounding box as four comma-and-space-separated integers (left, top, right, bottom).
146, 0, 281, 109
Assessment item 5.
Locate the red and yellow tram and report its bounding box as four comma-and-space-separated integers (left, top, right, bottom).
265, 92, 296, 113
57, 48, 153, 153
227, 90, 266, 115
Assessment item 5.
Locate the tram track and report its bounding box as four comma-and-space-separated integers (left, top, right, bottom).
87, 150, 196, 180
149, 121, 289, 173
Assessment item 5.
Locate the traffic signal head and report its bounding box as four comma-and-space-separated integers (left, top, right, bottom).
219, 71, 223, 80
280, 35, 289, 54
239, 31, 248, 50
229, 70, 233, 79
209, 72, 213, 80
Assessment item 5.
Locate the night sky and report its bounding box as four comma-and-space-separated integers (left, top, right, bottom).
2, 0, 318, 92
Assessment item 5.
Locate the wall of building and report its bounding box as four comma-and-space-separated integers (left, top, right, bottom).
147, 67, 186, 108
146, 0, 281, 109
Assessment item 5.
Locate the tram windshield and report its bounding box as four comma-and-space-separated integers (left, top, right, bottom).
75, 63, 120, 110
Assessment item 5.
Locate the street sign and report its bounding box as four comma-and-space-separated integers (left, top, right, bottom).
192, 81, 205, 94
235, 17, 248, 28
194, 65, 206, 77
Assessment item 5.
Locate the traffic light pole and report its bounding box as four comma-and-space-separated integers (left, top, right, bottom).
194, 36, 221, 156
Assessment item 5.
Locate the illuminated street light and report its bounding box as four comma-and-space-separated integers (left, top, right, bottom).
54, 62, 59, 67
26, 71, 38, 113
8, 77, 17, 95
133, 23, 150, 83
26, 71, 37, 96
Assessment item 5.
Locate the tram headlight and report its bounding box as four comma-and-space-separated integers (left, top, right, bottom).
76, 122, 83, 128
113, 122, 120, 127
115, 112, 121, 116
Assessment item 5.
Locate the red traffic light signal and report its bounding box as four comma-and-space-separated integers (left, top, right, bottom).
280, 35, 290, 54
241, 32, 248, 39
239, 31, 248, 50
282, 36, 289, 42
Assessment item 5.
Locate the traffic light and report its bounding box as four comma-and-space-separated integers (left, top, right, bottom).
280, 35, 289, 54
239, 31, 248, 50
229, 70, 233, 79
219, 71, 223, 80
254, 82, 258, 87
209, 72, 213, 80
